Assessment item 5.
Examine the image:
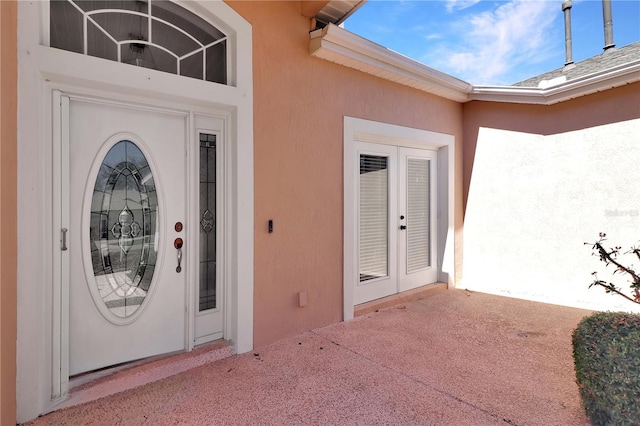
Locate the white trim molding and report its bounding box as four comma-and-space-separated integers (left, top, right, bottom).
311, 24, 640, 105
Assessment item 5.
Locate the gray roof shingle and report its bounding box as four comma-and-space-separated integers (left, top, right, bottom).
513, 41, 640, 87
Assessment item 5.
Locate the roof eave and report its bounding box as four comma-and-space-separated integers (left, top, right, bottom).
310, 24, 640, 105
333, 0, 366, 26
310, 24, 473, 103
314, 0, 367, 28
470, 60, 640, 105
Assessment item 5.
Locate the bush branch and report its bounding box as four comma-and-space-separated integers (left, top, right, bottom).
587, 234, 640, 305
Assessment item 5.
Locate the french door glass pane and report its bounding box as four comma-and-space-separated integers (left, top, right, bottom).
199, 133, 216, 311
406, 158, 430, 272
359, 155, 389, 282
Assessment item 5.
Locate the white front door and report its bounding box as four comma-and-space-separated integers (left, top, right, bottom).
67, 98, 188, 375
354, 142, 437, 305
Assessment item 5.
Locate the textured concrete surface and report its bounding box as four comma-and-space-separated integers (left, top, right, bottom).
26, 288, 591, 425
55, 341, 233, 411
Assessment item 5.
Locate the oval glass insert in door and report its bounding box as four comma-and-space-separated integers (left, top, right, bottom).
89, 140, 158, 320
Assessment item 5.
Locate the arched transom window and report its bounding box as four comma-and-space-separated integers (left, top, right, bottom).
50, 0, 227, 84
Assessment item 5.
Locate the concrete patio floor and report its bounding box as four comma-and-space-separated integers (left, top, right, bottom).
26, 288, 592, 425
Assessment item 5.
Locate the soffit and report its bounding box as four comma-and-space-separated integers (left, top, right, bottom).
314, 0, 366, 28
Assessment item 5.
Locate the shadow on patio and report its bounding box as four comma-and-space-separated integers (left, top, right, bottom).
26, 287, 591, 425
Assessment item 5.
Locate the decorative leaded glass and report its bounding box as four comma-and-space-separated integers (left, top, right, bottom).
199, 133, 216, 311
50, 0, 228, 84
90, 140, 158, 318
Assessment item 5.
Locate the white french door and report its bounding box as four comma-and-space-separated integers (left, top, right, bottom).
354, 142, 438, 305
398, 147, 438, 292
355, 143, 398, 304
66, 98, 189, 375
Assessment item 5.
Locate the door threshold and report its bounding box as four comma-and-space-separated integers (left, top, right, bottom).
50, 340, 232, 413
354, 282, 447, 317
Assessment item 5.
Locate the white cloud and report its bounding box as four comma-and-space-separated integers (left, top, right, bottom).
445, 0, 482, 13
422, 0, 561, 85
425, 33, 443, 40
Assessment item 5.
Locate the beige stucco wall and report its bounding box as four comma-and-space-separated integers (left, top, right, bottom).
227, 1, 464, 348
0, 1, 18, 424
462, 84, 640, 312
463, 82, 640, 209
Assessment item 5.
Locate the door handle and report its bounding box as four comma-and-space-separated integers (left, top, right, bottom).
174, 238, 183, 273
61, 228, 68, 251
399, 215, 406, 231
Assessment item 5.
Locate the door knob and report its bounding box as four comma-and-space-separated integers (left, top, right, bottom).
174, 238, 183, 249
400, 225, 407, 230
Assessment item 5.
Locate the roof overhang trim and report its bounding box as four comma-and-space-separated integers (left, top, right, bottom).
471, 60, 640, 104
310, 24, 640, 105
310, 24, 473, 103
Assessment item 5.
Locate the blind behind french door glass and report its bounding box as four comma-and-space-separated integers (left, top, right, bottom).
406, 158, 431, 272
359, 155, 389, 282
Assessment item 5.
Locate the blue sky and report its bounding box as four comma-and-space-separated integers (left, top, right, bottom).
344, 0, 640, 85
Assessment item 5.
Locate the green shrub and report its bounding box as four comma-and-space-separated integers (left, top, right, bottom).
572, 312, 640, 425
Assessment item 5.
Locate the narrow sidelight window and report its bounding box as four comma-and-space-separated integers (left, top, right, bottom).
199, 133, 217, 311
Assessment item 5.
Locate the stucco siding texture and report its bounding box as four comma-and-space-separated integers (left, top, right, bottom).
462, 86, 640, 313
463, 81, 640, 205
26, 289, 590, 425
0, 1, 18, 424
227, 1, 464, 348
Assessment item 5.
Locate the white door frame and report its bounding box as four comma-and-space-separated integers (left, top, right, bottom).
343, 117, 455, 321
17, 1, 253, 421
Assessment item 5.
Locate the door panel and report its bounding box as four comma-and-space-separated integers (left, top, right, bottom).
354, 142, 437, 305
68, 99, 187, 375
398, 148, 438, 292
354, 142, 397, 305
